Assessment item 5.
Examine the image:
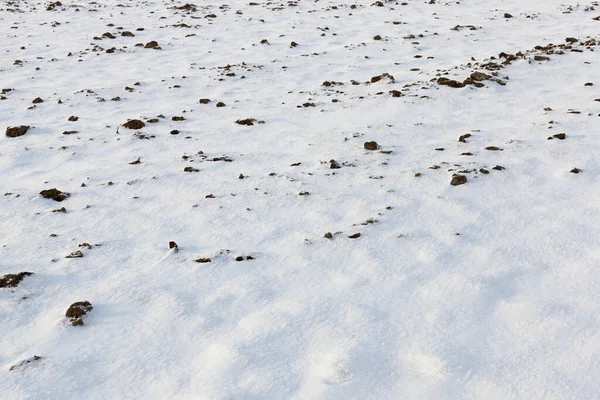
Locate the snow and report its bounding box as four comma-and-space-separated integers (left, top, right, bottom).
1, 0, 600, 398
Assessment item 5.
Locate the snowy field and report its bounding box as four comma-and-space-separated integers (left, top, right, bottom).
2, 0, 600, 398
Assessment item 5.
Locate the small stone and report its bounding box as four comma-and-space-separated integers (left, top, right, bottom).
492, 165, 505, 170
216, 102, 226, 107
169, 241, 178, 250
68, 116, 79, 122
504, 13, 513, 18
238, 173, 244, 179
194, 258, 212, 263
324, 232, 333, 239
348, 233, 361, 239
570, 168, 581, 174
330, 159, 341, 169
199, 98, 211, 104
32, 97, 44, 104
479, 168, 489, 174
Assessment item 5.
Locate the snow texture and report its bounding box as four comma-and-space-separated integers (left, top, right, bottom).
2, 0, 600, 398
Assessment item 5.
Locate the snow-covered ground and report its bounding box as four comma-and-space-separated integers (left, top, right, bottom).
2, 0, 600, 398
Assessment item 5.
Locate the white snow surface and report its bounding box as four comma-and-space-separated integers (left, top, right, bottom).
2, 0, 600, 398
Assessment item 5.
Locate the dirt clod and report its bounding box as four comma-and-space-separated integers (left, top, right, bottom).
451, 175, 468, 186
144, 41, 160, 49
0, 272, 34, 288
235, 118, 256, 126
364, 141, 379, 150
122, 119, 145, 129
65, 301, 93, 326
6, 125, 30, 137
65, 250, 84, 258
9, 356, 42, 371
40, 188, 70, 201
